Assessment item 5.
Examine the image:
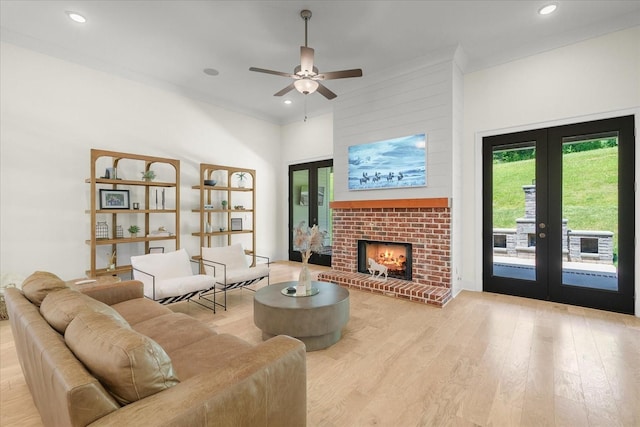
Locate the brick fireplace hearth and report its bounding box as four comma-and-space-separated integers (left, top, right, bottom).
317, 198, 452, 307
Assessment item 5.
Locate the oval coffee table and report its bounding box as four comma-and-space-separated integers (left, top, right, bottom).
253, 281, 349, 351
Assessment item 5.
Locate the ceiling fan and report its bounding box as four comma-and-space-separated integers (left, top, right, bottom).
249, 9, 363, 100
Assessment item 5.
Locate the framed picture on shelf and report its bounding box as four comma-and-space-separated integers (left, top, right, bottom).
99, 189, 130, 210
230, 218, 243, 231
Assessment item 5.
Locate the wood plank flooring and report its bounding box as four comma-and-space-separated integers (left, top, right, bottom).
1, 261, 639, 426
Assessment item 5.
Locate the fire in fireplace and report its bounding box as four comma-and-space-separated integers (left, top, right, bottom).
357, 240, 412, 280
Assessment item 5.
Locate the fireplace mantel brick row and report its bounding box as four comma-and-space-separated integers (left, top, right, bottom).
319, 204, 452, 307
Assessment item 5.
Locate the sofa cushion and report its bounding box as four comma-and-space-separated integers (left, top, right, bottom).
167, 333, 253, 381
21, 271, 67, 306
40, 288, 128, 334
131, 312, 216, 354
65, 311, 180, 405
111, 297, 173, 326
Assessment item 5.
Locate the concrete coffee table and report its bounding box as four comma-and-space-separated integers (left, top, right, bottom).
253, 281, 349, 351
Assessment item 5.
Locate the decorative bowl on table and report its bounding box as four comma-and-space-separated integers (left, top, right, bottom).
204, 179, 217, 186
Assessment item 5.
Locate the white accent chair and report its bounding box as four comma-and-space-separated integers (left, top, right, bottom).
131, 248, 215, 306
200, 244, 270, 313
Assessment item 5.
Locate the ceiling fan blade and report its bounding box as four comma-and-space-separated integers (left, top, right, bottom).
316, 82, 337, 100
274, 83, 296, 97
316, 69, 363, 80
249, 67, 294, 78
300, 46, 315, 74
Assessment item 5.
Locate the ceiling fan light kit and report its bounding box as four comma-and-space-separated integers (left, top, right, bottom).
249, 9, 363, 100
293, 78, 319, 94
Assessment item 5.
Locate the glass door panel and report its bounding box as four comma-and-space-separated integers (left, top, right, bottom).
483, 129, 548, 301
491, 142, 537, 281
291, 169, 310, 262
561, 133, 619, 291
548, 117, 634, 313
315, 166, 333, 257
289, 159, 333, 266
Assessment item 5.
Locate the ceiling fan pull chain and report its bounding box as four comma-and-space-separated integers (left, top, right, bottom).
304, 97, 308, 122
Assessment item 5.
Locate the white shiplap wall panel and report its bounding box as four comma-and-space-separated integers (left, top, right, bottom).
451, 60, 465, 295
333, 59, 455, 201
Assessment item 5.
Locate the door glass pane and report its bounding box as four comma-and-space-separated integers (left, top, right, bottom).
561, 133, 618, 291
292, 169, 309, 241
492, 142, 536, 280
316, 166, 333, 256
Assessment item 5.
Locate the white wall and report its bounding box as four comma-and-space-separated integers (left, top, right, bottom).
0, 42, 282, 281
462, 27, 640, 315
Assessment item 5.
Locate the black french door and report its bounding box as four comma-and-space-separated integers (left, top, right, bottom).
289, 159, 333, 266
483, 116, 634, 314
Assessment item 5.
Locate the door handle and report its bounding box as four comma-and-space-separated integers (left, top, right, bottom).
539, 232, 546, 238
539, 223, 546, 229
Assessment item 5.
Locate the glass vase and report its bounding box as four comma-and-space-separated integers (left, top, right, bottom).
297, 262, 311, 294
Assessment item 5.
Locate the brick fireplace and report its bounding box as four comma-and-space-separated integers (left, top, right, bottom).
317, 198, 452, 307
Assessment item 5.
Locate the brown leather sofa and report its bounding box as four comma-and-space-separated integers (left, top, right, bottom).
5, 272, 307, 426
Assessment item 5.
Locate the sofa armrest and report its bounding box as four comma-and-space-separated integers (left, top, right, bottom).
80, 280, 144, 306
88, 335, 307, 427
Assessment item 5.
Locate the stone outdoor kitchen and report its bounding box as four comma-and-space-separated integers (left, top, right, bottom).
318, 198, 452, 307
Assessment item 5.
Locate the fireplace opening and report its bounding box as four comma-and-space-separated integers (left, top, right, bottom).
357, 240, 412, 281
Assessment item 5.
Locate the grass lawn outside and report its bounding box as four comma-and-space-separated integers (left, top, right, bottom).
492, 146, 618, 255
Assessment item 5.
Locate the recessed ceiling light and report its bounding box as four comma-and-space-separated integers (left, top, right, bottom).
66, 11, 87, 23
284, 99, 293, 105
538, 4, 557, 15
203, 68, 219, 76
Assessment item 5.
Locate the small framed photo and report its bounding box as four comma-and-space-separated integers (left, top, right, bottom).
230, 218, 243, 231
148, 247, 164, 254
99, 189, 130, 210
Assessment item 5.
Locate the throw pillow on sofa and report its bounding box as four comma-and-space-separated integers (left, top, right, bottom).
40, 288, 129, 334
21, 271, 67, 306
65, 310, 180, 405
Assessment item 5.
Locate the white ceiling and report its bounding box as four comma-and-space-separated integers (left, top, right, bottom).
1, 1, 639, 125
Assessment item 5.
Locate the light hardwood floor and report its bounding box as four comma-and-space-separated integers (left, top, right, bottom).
2, 261, 639, 426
